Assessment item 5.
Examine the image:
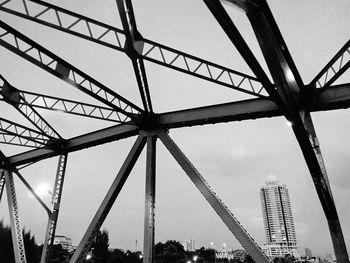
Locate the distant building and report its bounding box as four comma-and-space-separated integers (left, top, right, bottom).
216, 249, 247, 261
53, 235, 74, 253
181, 239, 195, 251
260, 175, 298, 258
324, 253, 336, 262
305, 248, 312, 258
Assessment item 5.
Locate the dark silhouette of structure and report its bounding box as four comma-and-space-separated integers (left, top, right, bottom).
0, 1, 349, 263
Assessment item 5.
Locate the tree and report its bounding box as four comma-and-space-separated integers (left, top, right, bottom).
196, 247, 216, 263
0, 220, 41, 263
0, 220, 14, 263
155, 240, 189, 263
50, 244, 71, 263
91, 229, 110, 263
22, 228, 40, 263
244, 255, 254, 263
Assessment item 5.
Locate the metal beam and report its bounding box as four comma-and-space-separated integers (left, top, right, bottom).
143, 136, 156, 263
0, 150, 51, 213
15, 172, 51, 215
0, 116, 52, 142
220, 0, 258, 13
1, 75, 62, 139
5, 82, 350, 166
7, 123, 139, 166
310, 83, 350, 111
246, 3, 305, 115
0, 0, 267, 98
41, 154, 68, 263
116, 0, 153, 113
0, 132, 47, 148
157, 98, 279, 129
0, 20, 142, 121
0, 88, 125, 123
69, 134, 146, 263
4, 169, 27, 263
0, 0, 126, 51
202, 0, 276, 99
310, 39, 350, 91
158, 132, 270, 263
157, 82, 350, 129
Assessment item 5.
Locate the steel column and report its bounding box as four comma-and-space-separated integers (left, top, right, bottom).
143, 136, 156, 263
69, 135, 146, 263
41, 154, 68, 263
158, 132, 270, 263
4, 169, 27, 263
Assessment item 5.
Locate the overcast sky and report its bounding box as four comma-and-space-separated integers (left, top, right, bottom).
1, 0, 350, 258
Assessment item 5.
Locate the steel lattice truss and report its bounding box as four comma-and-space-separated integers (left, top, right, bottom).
0, 1, 349, 263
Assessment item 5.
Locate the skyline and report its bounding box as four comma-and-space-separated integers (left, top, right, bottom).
0, 0, 350, 259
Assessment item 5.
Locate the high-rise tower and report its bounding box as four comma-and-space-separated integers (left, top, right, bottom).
260, 175, 298, 258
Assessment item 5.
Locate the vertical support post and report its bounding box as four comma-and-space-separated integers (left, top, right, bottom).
143, 136, 156, 263
4, 169, 27, 263
158, 132, 270, 263
69, 135, 146, 263
41, 154, 68, 263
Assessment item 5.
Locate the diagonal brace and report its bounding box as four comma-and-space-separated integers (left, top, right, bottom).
310, 39, 350, 92
158, 132, 271, 263
69, 134, 146, 263
244, 1, 349, 261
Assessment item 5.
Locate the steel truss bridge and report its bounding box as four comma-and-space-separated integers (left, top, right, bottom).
0, 0, 349, 263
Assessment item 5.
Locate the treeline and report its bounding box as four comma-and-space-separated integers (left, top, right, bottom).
0, 220, 40, 263
0, 221, 253, 263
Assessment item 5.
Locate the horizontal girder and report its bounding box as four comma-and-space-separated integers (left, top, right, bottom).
0, 132, 47, 148
0, 116, 51, 142
3, 82, 350, 166
0, 88, 127, 123
6, 124, 139, 166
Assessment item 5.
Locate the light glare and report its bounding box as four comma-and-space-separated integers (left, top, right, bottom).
35, 183, 50, 197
